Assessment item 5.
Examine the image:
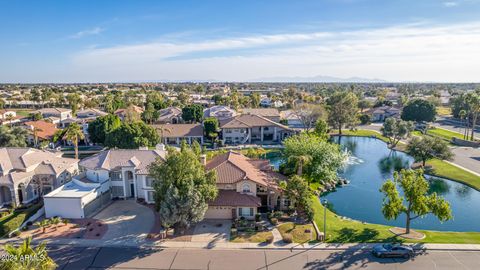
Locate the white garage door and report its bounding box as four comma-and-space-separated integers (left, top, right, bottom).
204, 206, 233, 219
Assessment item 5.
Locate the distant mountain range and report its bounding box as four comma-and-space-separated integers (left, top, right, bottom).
250, 75, 386, 83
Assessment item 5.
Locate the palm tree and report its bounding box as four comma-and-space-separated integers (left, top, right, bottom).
2, 237, 57, 270
459, 109, 468, 140
34, 220, 50, 234
288, 155, 312, 176
155, 125, 171, 144
63, 123, 85, 159
32, 127, 43, 148
50, 217, 61, 230
466, 92, 480, 141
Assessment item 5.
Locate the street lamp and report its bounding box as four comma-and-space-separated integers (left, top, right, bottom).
322, 199, 328, 241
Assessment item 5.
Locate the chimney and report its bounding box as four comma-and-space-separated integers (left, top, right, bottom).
138, 146, 149, 150
200, 154, 207, 166
155, 143, 166, 151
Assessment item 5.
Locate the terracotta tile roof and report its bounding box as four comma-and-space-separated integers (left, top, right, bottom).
206, 151, 282, 189
152, 124, 203, 138
220, 114, 290, 130
23, 120, 59, 140
209, 190, 261, 207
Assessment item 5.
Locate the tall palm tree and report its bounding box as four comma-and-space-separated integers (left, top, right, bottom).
155, 125, 171, 144
466, 92, 480, 141
63, 123, 85, 159
32, 127, 43, 148
288, 155, 312, 176
2, 237, 56, 270
459, 109, 468, 140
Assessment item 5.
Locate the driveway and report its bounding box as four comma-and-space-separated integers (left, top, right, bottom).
191, 219, 231, 244
93, 200, 155, 244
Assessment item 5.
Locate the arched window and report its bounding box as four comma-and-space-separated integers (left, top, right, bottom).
242, 183, 251, 193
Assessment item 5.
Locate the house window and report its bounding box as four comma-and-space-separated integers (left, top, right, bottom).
110, 172, 122, 181
284, 198, 291, 207
226, 129, 232, 133
239, 207, 254, 217
264, 127, 269, 131
239, 208, 243, 216
147, 191, 155, 202
242, 183, 251, 193
249, 208, 254, 216
145, 177, 155, 188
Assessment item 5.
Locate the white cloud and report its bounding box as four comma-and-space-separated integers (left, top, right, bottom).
67, 22, 480, 82
69, 27, 105, 39
443, 1, 459, 7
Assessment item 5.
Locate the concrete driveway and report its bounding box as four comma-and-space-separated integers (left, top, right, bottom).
191, 219, 231, 244
93, 200, 154, 244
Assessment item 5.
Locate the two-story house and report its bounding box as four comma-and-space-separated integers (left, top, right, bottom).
204, 151, 288, 220
203, 105, 237, 120
219, 114, 294, 145
35, 108, 72, 121
0, 148, 78, 208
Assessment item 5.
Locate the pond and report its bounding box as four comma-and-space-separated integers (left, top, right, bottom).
322, 136, 480, 232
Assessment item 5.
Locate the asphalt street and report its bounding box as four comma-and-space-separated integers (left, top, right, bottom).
48, 245, 480, 270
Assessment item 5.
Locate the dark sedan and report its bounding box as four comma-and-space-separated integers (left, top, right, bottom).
372, 243, 414, 258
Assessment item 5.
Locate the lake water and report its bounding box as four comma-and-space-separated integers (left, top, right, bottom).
322, 136, 480, 232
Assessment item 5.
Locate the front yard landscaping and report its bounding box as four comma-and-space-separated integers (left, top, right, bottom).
277, 222, 317, 243
230, 231, 273, 243
0, 203, 43, 238
312, 195, 480, 244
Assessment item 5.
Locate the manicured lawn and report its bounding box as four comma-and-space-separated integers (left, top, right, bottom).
312, 196, 480, 243
0, 203, 43, 238
12, 109, 33, 117
426, 128, 464, 142
277, 222, 317, 243
426, 159, 480, 191
230, 231, 273, 243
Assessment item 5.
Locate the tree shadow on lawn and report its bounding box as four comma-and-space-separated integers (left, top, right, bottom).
330, 227, 401, 243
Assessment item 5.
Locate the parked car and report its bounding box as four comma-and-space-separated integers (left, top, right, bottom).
372, 243, 414, 258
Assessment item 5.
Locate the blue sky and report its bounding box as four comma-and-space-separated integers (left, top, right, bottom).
1, 0, 480, 82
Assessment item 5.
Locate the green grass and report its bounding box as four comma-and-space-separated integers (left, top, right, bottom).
0, 203, 43, 238
230, 231, 273, 243
338, 129, 406, 151
11, 109, 34, 117
426, 128, 464, 142
312, 196, 480, 243
426, 159, 480, 190
277, 222, 317, 243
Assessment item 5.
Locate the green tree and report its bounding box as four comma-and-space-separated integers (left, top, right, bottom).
288, 155, 312, 176
280, 175, 314, 221
0, 237, 56, 270
381, 118, 414, 148
465, 91, 480, 141
105, 121, 159, 149
141, 102, 158, 124
251, 93, 261, 108
203, 117, 219, 141
406, 136, 453, 167
149, 145, 217, 234
64, 123, 85, 159
66, 93, 82, 116
104, 93, 124, 114
87, 114, 122, 144
380, 169, 452, 234
327, 92, 359, 134
29, 112, 43, 121
313, 119, 329, 140
293, 103, 326, 132
0, 126, 28, 147
358, 99, 372, 112
182, 104, 203, 123
283, 133, 344, 183
401, 99, 436, 122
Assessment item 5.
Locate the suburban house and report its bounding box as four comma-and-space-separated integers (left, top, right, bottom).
370, 106, 401, 122
219, 114, 294, 145
203, 105, 237, 120
76, 108, 108, 119
153, 124, 204, 145
157, 107, 182, 124
241, 108, 280, 122
204, 151, 288, 220
35, 108, 72, 121
0, 109, 20, 125
0, 148, 78, 208
279, 110, 304, 129
114, 105, 144, 121
22, 120, 59, 146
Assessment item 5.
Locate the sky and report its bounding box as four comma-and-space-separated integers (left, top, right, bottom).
1, 0, 480, 83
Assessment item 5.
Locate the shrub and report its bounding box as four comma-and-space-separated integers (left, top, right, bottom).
273, 211, 283, 219
21, 226, 28, 231
26, 221, 33, 226
283, 233, 293, 243
265, 234, 274, 244
255, 213, 261, 222
270, 218, 278, 225
10, 230, 21, 237
359, 114, 371, 125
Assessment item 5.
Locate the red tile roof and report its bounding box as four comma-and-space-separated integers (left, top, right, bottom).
23, 120, 59, 140
209, 190, 261, 207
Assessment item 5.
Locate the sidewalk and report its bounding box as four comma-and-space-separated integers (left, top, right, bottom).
3, 236, 480, 252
